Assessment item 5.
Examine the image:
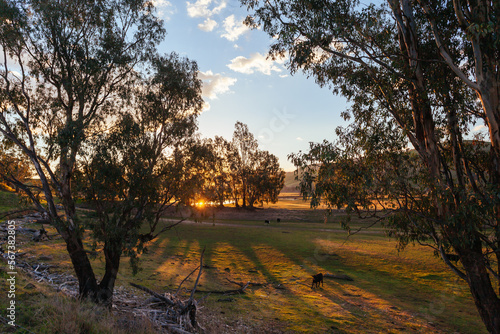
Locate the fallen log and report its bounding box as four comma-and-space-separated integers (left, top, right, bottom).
0, 208, 36, 220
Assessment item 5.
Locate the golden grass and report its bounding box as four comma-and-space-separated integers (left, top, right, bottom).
3, 207, 488, 334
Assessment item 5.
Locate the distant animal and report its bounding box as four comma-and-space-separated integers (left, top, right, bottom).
276, 218, 281, 223
312, 273, 323, 288
265, 220, 270, 224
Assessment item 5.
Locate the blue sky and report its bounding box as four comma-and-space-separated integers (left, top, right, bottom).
154, 0, 349, 171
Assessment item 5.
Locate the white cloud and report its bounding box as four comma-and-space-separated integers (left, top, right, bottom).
473, 124, 487, 132
227, 52, 284, 75
8, 70, 21, 79
198, 70, 237, 100
187, 0, 226, 18
202, 101, 211, 112
221, 15, 249, 41
152, 0, 175, 20
198, 18, 218, 31
296, 137, 303, 141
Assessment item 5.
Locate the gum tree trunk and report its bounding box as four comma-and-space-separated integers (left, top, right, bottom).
98, 240, 122, 305
63, 231, 100, 298
457, 242, 500, 334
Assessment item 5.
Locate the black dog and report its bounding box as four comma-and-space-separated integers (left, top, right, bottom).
311, 273, 323, 288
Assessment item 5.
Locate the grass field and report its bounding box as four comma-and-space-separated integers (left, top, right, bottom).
0, 190, 28, 215
0, 190, 489, 333
132, 221, 484, 333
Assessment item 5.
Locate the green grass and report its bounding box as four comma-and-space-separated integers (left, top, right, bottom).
0, 191, 27, 214
138, 223, 483, 333
0, 189, 487, 333
14, 217, 486, 333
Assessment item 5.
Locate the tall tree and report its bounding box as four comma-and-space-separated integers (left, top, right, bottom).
246, 150, 285, 208
0, 0, 166, 302
231, 121, 259, 208
243, 0, 500, 331
230, 121, 285, 208
78, 53, 203, 304
201, 136, 234, 207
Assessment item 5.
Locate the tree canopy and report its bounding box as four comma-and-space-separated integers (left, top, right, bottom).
230, 121, 285, 208
191, 122, 286, 209
0, 0, 204, 304
242, 0, 500, 332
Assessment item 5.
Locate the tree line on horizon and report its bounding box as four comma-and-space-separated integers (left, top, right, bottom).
199, 121, 285, 209
0, 120, 286, 210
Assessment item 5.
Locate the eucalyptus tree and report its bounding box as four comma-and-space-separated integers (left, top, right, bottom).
201, 136, 234, 207
230, 121, 285, 208
231, 121, 259, 208
246, 150, 285, 208
79, 53, 203, 303
242, 0, 500, 331
0, 0, 168, 302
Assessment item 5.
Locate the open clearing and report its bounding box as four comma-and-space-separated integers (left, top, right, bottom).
0, 194, 488, 333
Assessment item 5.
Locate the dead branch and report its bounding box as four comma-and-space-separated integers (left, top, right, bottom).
131, 249, 206, 333
175, 265, 200, 296
129, 282, 175, 306
178, 248, 205, 333
0, 208, 36, 219
187, 247, 205, 302
165, 324, 193, 334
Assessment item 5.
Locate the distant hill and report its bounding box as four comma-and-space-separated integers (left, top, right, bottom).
282, 171, 300, 193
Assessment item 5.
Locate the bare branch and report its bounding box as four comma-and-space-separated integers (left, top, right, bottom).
415, 0, 479, 91
175, 265, 201, 297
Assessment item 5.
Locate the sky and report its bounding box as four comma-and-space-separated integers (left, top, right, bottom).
154, 0, 350, 171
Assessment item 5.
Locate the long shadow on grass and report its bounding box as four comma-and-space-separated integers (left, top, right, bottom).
139, 222, 481, 333
213, 227, 368, 330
